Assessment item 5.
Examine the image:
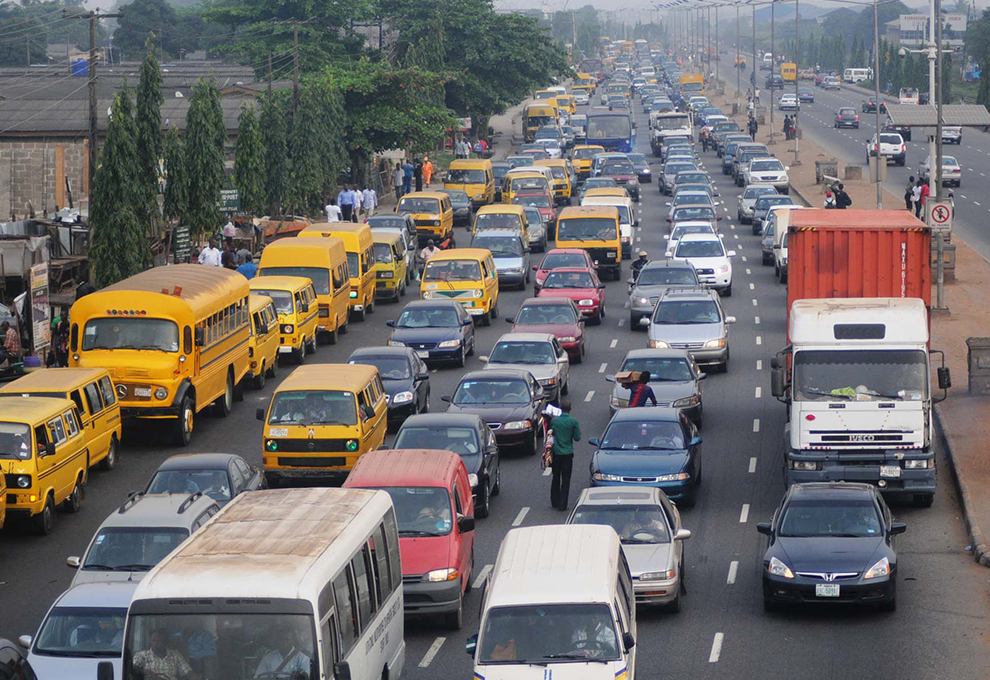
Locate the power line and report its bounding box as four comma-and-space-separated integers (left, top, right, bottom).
0, 78, 91, 136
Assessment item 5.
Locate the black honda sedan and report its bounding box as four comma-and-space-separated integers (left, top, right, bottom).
442, 369, 546, 455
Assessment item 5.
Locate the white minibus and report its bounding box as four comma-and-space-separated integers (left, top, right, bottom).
844, 68, 872, 83
467, 524, 637, 680
118, 488, 405, 680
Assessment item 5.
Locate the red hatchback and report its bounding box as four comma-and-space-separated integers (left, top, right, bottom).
532, 248, 597, 293
512, 191, 557, 230
344, 448, 476, 629
508, 296, 586, 362
537, 266, 606, 324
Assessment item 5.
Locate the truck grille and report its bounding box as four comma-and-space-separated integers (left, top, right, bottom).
269, 439, 354, 453
807, 430, 918, 449
276, 456, 348, 466
586, 247, 618, 264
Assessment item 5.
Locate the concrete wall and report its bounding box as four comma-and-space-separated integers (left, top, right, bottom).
0, 138, 88, 219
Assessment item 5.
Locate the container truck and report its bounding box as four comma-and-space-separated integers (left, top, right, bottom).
770, 210, 951, 508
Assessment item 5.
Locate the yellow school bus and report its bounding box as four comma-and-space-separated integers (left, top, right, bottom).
257, 236, 350, 344
69, 264, 250, 447
298, 222, 377, 321
258, 363, 387, 486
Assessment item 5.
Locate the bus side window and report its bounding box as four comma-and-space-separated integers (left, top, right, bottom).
84, 382, 104, 415
183, 326, 193, 354
63, 410, 80, 438
351, 547, 376, 624
370, 523, 392, 600
332, 570, 357, 655
321, 614, 340, 675
35, 425, 49, 454
357, 391, 369, 420
383, 509, 402, 588
69, 389, 86, 416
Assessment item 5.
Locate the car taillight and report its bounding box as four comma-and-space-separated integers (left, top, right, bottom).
901, 145, 906, 152
855, 115, 859, 120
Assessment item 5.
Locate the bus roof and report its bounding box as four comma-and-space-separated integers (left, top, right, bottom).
0, 367, 107, 392
77, 264, 249, 319
249, 275, 313, 292
428, 248, 492, 262
133, 488, 394, 602
248, 293, 274, 314
345, 449, 466, 488
487, 525, 621, 607
276, 363, 378, 392
0, 396, 76, 423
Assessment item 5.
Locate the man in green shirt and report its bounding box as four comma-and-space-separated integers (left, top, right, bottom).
550, 399, 581, 510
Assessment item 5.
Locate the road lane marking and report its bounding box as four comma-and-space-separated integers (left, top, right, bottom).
752, 299, 758, 306
755, 387, 762, 398
727, 561, 739, 584
745, 268, 751, 274
754, 316, 760, 324
512, 507, 530, 527
419, 638, 446, 667
753, 418, 761, 432
472, 564, 493, 589
739, 504, 750, 523
756, 336, 762, 345
709, 632, 724, 663
733, 234, 739, 239
757, 360, 763, 370
749, 457, 758, 473
610, 339, 618, 348
741, 255, 747, 262
975, 201, 981, 206
749, 282, 755, 289
961, 194, 968, 199
585, 390, 595, 402
599, 362, 608, 373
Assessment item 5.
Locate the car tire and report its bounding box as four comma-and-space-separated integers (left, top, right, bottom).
32, 493, 56, 536
63, 473, 85, 513
267, 356, 279, 379
526, 429, 539, 456
722, 283, 732, 297
292, 344, 305, 365
589, 311, 602, 326
753, 222, 761, 235
254, 363, 267, 390
492, 462, 501, 496
667, 590, 681, 613
476, 480, 491, 518
455, 344, 466, 368
780, 269, 788, 284
480, 311, 491, 326
572, 344, 584, 365
913, 493, 934, 508
100, 435, 119, 471
491, 300, 499, 319
445, 592, 464, 630
172, 394, 194, 446
562, 379, 569, 396
880, 583, 897, 612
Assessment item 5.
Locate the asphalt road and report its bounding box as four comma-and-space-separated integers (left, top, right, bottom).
720, 59, 990, 261
2, 93, 988, 680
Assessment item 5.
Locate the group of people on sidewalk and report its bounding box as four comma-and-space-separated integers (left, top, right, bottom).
197, 233, 258, 277
392, 157, 434, 200
824, 183, 853, 209
326, 185, 379, 223
905, 175, 931, 219
782, 115, 797, 141
454, 137, 489, 159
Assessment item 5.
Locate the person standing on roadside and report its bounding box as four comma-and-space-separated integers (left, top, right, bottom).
422, 157, 434, 186
325, 198, 342, 222
549, 399, 581, 511
834, 183, 852, 209
353, 185, 364, 222
362, 185, 378, 219
912, 180, 923, 218
393, 163, 405, 200
748, 115, 758, 140
339, 185, 355, 222
414, 159, 424, 192
918, 180, 930, 218
402, 160, 414, 195
905, 176, 916, 212
198, 238, 222, 267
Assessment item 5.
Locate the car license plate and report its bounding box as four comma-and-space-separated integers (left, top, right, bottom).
816, 584, 840, 598
416, 350, 429, 359
880, 465, 901, 478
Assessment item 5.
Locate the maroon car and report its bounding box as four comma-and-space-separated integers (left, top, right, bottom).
532, 248, 597, 293
508, 297, 586, 362
598, 157, 641, 201
536, 267, 606, 325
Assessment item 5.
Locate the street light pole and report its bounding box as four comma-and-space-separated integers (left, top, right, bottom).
934, 0, 946, 309
736, 2, 741, 111
874, 0, 882, 208
793, 0, 801, 165
769, 0, 776, 144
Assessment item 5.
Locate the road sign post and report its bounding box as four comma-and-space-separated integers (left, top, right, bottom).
927, 200, 952, 310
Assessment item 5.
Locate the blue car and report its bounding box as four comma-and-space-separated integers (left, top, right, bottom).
588, 408, 703, 506
386, 299, 476, 367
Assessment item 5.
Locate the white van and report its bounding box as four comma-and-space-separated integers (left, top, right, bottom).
761, 53, 774, 70
121, 488, 405, 680
844, 68, 872, 83
467, 524, 637, 680
581, 193, 637, 258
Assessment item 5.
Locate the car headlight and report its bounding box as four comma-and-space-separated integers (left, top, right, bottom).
768, 556, 795, 579
437, 339, 461, 348
503, 420, 532, 430
716, 265, 730, 274
633, 296, 651, 306
704, 338, 726, 348
154, 387, 168, 400
349, 290, 358, 298
558, 336, 577, 342
903, 459, 931, 469
424, 568, 459, 582
649, 339, 670, 348
378, 270, 394, 279
610, 395, 629, 408
627, 179, 638, 185
578, 299, 596, 306
657, 472, 690, 482
539, 378, 557, 386
642, 169, 651, 174
282, 324, 294, 334
639, 570, 675, 581
432, 220, 441, 226
672, 395, 700, 407
392, 391, 414, 405
593, 472, 623, 482
471, 289, 483, 298
864, 556, 890, 580
387, 340, 405, 347
16, 475, 31, 488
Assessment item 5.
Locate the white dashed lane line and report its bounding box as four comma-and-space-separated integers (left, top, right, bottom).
618, 318, 625, 327
709, 633, 725, 663
749, 457, 758, 473
472, 564, 493, 589
512, 507, 530, 527
755, 387, 762, 398
753, 418, 761, 432
610, 339, 618, 348
727, 560, 739, 584
755, 316, 760, 324
749, 282, 755, 290
584, 390, 595, 402
739, 504, 751, 523
599, 362, 608, 373
419, 638, 447, 667
756, 336, 762, 345
757, 360, 763, 370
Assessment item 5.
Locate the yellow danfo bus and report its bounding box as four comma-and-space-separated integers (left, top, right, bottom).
69, 264, 251, 447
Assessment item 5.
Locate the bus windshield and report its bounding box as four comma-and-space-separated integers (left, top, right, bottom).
124, 612, 318, 680
447, 169, 486, 184
268, 389, 358, 426
82, 318, 179, 352
587, 114, 631, 140
656, 115, 690, 131
558, 218, 618, 241
250, 289, 294, 315
258, 267, 330, 295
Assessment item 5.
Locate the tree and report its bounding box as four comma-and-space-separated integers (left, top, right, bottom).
162, 127, 189, 224
234, 104, 267, 216
942, 53, 953, 103
260, 92, 289, 215
184, 78, 225, 238
965, 9, 990, 62
977, 49, 990, 107
287, 86, 326, 216
136, 37, 164, 235
114, 0, 179, 61
89, 89, 147, 288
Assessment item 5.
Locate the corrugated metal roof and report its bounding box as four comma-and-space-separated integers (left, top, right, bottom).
885, 103, 990, 127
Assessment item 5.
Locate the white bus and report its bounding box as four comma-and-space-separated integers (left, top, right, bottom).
844, 68, 872, 83
120, 488, 405, 680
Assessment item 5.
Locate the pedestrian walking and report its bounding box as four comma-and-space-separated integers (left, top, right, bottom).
919, 181, 930, 217
748, 115, 758, 140
782, 115, 792, 140
754, 88, 761, 104
549, 399, 581, 511
198, 238, 222, 267
339, 185, 356, 222
912, 180, 923, 218
834, 183, 852, 209
353, 185, 364, 222
422, 157, 434, 186
455, 138, 470, 159
628, 372, 658, 407
402, 161, 414, 195
221, 241, 238, 269
393, 163, 405, 200
824, 189, 836, 209
414, 159, 424, 192
904, 176, 915, 212
325, 198, 342, 222
362, 185, 378, 219
236, 253, 257, 280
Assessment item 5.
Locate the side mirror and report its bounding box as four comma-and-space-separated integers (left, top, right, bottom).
756, 522, 772, 536
333, 662, 352, 680
386, 320, 396, 328
17, 635, 32, 650
465, 634, 478, 658
717, 216, 723, 221
638, 317, 651, 327
457, 515, 476, 533
674, 528, 692, 540
532, 265, 539, 271
938, 367, 951, 390
785, 166, 791, 171
256, 407, 265, 421
194, 327, 205, 346
44, 441, 56, 457
622, 632, 636, 653
97, 662, 114, 680
441, 396, 452, 403
463, 318, 473, 326
479, 356, 489, 363
725, 316, 737, 324
598, 283, 606, 290
66, 556, 81, 569
505, 317, 514, 323
589, 437, 601, 446
889, 521, 907, 535
362, 405, 376, 421
689, 436, 702, 446
771, 367, 787, 398
605, 375, 616, 383
698, 372, 707, 380
665, 201, 671, 207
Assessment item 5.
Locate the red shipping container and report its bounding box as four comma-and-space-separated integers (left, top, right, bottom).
786, 209, 931, 335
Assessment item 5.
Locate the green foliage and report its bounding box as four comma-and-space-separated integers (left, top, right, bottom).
942, 54, 953, 104
977, 49, 990, 107
162, 127, 189, 224
136, 38, 164, 233
89, 90, 147, 288
287, 86, 326, 216
965, 9, 990, 63
234, 104, 267, 216
260, 92, 289, 215
184, 78, 225, 239
0, 2, 103, 65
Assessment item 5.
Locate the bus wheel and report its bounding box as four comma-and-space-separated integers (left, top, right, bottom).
32, 493, 55, 535
293, 344, 305, 365
172, 395, 194, 446
214, 372, 233, 417
63, 474, 84, 513
100, 436, 119, 471
339, 316, 349, 334
254, 364, 267, 390
267, 357, 279, 379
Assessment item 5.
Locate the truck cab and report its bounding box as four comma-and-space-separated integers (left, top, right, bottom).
771, 298, 950, 508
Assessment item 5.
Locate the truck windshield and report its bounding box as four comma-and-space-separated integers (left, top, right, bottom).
656, 116, 689, 130
793, 349, 928, 401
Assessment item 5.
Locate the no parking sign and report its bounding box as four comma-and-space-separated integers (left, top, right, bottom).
927, 201, 952, 233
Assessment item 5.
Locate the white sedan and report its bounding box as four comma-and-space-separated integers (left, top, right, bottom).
778, 94, 800, 111
669, 233, 736, 296
920, 155, 962, 187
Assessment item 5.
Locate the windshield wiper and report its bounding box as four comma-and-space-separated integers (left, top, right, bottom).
829, 533, 867, 538
539, 654, 610, 664
398, 530, 442, 537
114, 563, 154, 571
801, 388, 852, 400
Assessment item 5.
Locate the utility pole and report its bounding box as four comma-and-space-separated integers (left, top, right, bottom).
934, 0, 946, 309
736, 2, 741, 111
874, 0, 882, 208
752, 4, 757, 104
769, 0, 776, 145
293, 20, 300, 117
793, 0, 801, 165
267, 50, 273, 95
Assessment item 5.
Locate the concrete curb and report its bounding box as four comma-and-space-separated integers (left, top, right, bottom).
787, 181, 815, 208
933, 403, 990, 567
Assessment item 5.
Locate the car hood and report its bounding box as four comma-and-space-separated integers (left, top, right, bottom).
623, 541, 675, 576
675, 255, 729, 269
650, 321, 722, 343
594, 449, 691, 476
381, 376, 415, 397
631, 282, 695, 299
612, 380, 696, 402
492, 255, 527, 269
485, 362, 557, 381
447, 402, 533, 424
399, 535, 453, 576
538, 287, 600, 301
391, 327, 462, 344
775, 536, 886, 573
451, 202, 471, 210
28, 654, 122, 680
511, 322, 582, 340
71, 569, 149, 585
473, 664, 625, 680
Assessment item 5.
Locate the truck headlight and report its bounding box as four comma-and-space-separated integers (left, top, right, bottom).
768, 556, 795, 579
437, 339, 460, 348
788, 460, 822, 471
392, 391, 414, 404
16, 475, 31, 488
672, 395, 700, 407
350, 290, 358, 298
704, 338, 726, 348
903, 459, 931, 469
282, 324, 294, 334
634, 296, 651, 306
593, 472, 623, 482
503, 420, 532, 430
154, 387, 168, 400
425, 568, 459, 582
471, 289, 484, 298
